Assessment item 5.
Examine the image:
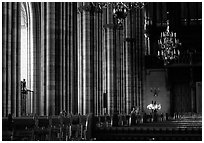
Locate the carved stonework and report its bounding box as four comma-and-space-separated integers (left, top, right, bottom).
78, 4, 102, 14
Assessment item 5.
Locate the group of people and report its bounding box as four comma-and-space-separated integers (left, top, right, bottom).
130, 106, 141, 126
130, 106, 140, 115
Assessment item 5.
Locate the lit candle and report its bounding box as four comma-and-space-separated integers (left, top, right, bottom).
158, 51, 160, 56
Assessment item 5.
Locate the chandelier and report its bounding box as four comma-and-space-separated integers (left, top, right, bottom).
147, 101, 161, 113
157, 13, 181, 65
92, 2, 146, 25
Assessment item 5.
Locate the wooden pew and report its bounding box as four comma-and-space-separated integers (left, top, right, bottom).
34, 116, 51, 141
69, 114, 80, 140
2, 117, 13, 141
50, 116, 62, 141
61, 116, 71, 140
12, 117, 35, 140
94, 119, 202, 141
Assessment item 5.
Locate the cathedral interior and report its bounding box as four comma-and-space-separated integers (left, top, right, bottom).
2, 2, 202, 141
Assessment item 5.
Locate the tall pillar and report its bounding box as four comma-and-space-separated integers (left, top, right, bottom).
2, 2, 8, 117
45, 2, 56, 116
124, 7, 145, 112
125, 13, 132, 114
2, 2, 21, 117
28, 2, 79, 116
80, 3, 93, 114
106, 7, 115, 115
40, 2, 45, 116
78, 2, 105, 115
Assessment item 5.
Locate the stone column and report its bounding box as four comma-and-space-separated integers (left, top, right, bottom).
106, 7, 115, 115
40, 2, 45, 116
45, 2, 56, 115
124, 8, 145, 113
133, 8, 145, 111
82, 4, 92, 114
2, 2, 21, 117
78, 2, 105, 115
125, 13, 132, 114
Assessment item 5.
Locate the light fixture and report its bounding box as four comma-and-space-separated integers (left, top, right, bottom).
92, 2, 146, 25
157, 12, 181, 65
147, 101, 161, 113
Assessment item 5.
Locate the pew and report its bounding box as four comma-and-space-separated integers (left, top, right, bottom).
34, 116, 51, 141
2, 112, 201, 141
106, 115, 112, 127
12, 117, 35, 140
2, 118, 13, 141
70, 114, 80, 140
61, 116, 71, 140
99, 116, 106, 127
50, 116, 62, 141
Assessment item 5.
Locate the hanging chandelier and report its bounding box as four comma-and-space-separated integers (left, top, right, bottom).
92, 2, 146, 25
157, 13, 181, 65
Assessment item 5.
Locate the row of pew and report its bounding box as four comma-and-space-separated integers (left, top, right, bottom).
3, 113, 165, 141
2, 112, 200, 141
94, 113, 170, 128
94, 126, 202, 141
2, 115, 90, 141
93, 113, 202, 141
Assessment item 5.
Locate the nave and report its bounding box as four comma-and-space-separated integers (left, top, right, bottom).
2, 2, 202, 141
